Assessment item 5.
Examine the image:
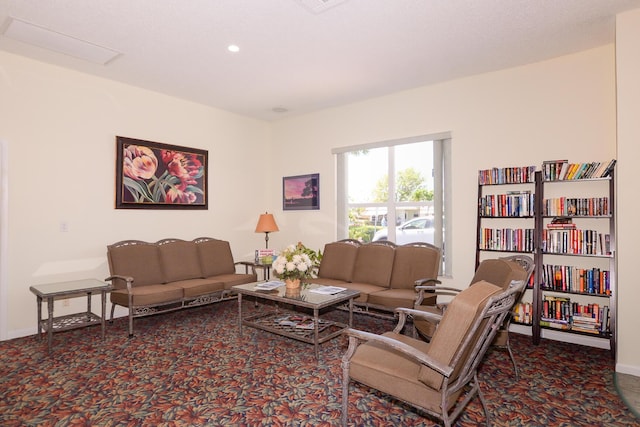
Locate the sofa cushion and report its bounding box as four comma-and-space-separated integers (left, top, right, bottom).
159, 240, 203, 283
196, 239, 236, 277
351, 244, 395, 288
389, 244, 441, 290
110, 284, 183, 307
317, 242, 358, 282
368, 288, 435, 310
208, 273, 258, 290
169, 278, 225, 298
340, 282, 387, 303
108, 242, 165, 287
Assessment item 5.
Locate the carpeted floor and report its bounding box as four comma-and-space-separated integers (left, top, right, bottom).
0, 299, 637, 426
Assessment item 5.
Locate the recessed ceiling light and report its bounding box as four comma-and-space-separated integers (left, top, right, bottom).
1, 17, 121, 65
272, 107, 288, 113
227, 44, 240, 53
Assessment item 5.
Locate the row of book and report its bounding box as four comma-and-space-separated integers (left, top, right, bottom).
542, 159, 616, 181
478, 228, 535, 252
478, 191, 535, 217
541, 229, 612, 256
542, 197, 610, 217
540, 264, 611, 295
540, 296, 610, 334
478, 165, 537, 185
513, 302, 533, 325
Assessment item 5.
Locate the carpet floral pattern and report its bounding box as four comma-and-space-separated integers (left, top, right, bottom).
0, 300, 637, 426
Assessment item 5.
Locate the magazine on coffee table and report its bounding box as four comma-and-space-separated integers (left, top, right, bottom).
254, 280, 285, 290
309, 285, 347, 295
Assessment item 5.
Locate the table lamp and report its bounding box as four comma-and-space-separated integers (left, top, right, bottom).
255, 212, 279, 249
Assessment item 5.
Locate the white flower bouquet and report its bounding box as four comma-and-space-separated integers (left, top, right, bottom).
272, 242, 322, 282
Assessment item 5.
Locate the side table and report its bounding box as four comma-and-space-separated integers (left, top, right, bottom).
29, 279, 111, 352
239, 261, 272, 280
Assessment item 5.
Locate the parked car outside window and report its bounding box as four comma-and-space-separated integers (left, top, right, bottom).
372, 216, 435, 245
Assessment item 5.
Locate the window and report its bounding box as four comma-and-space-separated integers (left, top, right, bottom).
334, 133, 451, 274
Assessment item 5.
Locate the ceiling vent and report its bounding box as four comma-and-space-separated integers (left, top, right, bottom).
294, 0, 349, 14
1, 17, 121, 65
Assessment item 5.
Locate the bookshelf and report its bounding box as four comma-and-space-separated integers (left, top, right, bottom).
476, 161, 616, 357
535, 160, 616, 357
476, 166, 537, 333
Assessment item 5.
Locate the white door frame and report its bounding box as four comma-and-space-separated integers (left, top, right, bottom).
0, 139, 8, 340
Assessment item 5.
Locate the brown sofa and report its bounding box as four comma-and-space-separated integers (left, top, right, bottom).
312, 239, 441, 316
106, 237, 257, 336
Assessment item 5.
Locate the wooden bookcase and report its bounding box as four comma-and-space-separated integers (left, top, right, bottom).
476, 162, 616, 357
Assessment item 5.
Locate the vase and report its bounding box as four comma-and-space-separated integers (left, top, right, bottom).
285, 287, 301, 299
285, 278, 301, 290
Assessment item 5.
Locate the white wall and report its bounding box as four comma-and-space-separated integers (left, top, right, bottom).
615, 9, 640, 376
0, 51, 272, 337
271, 45, 616, 285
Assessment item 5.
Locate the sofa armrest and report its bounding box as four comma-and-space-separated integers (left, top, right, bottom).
414, 278, 441, 305
105, 274, 134, 292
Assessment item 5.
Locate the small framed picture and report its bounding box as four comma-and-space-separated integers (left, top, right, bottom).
283, 173, 319, 211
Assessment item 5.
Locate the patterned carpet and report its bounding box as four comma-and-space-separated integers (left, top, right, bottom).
0, 299, 637, 427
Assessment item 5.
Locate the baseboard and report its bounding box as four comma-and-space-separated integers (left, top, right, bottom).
616, 363, 640, 377
541, 328, 610, 350
509, 324, 610, 350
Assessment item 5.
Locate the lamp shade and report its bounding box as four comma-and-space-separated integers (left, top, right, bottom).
255, 213, 279, 233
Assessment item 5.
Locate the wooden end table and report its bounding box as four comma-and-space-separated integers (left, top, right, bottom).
29, 279, 111, 352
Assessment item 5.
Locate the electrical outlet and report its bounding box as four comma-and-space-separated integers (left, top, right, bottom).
63, 299, 70, 307
60, 221, 69, 232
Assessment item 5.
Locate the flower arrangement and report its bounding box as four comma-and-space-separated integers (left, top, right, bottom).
273, 242, 322, 283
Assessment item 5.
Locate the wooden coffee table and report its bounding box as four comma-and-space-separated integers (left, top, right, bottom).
233, 282, 360, 359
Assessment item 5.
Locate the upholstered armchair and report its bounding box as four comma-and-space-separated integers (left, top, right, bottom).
341, 279, 526, 427
413, 255, 534, 379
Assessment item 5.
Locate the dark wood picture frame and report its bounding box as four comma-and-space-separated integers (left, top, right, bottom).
282, 173, 319, 211
115, 136, 208, 210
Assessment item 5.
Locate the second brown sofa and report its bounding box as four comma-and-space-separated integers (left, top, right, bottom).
312, 239, 442, 316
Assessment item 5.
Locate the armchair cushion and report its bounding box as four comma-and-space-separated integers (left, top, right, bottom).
418, 281, 501, 390
471, 258, 527, 289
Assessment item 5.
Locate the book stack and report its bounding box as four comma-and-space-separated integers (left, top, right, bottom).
546, 217, 576, 230
571, 315, 601, 335
542, 159, 616, 181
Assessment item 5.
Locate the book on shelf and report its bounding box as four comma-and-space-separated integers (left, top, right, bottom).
542, 159, 616, 181
478, 165, 536, 185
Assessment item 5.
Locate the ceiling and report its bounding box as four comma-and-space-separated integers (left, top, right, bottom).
1, 0, 640, 122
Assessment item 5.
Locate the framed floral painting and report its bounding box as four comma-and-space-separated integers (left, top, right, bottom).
115, 136, 208, 209
282, 173, 319, 211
